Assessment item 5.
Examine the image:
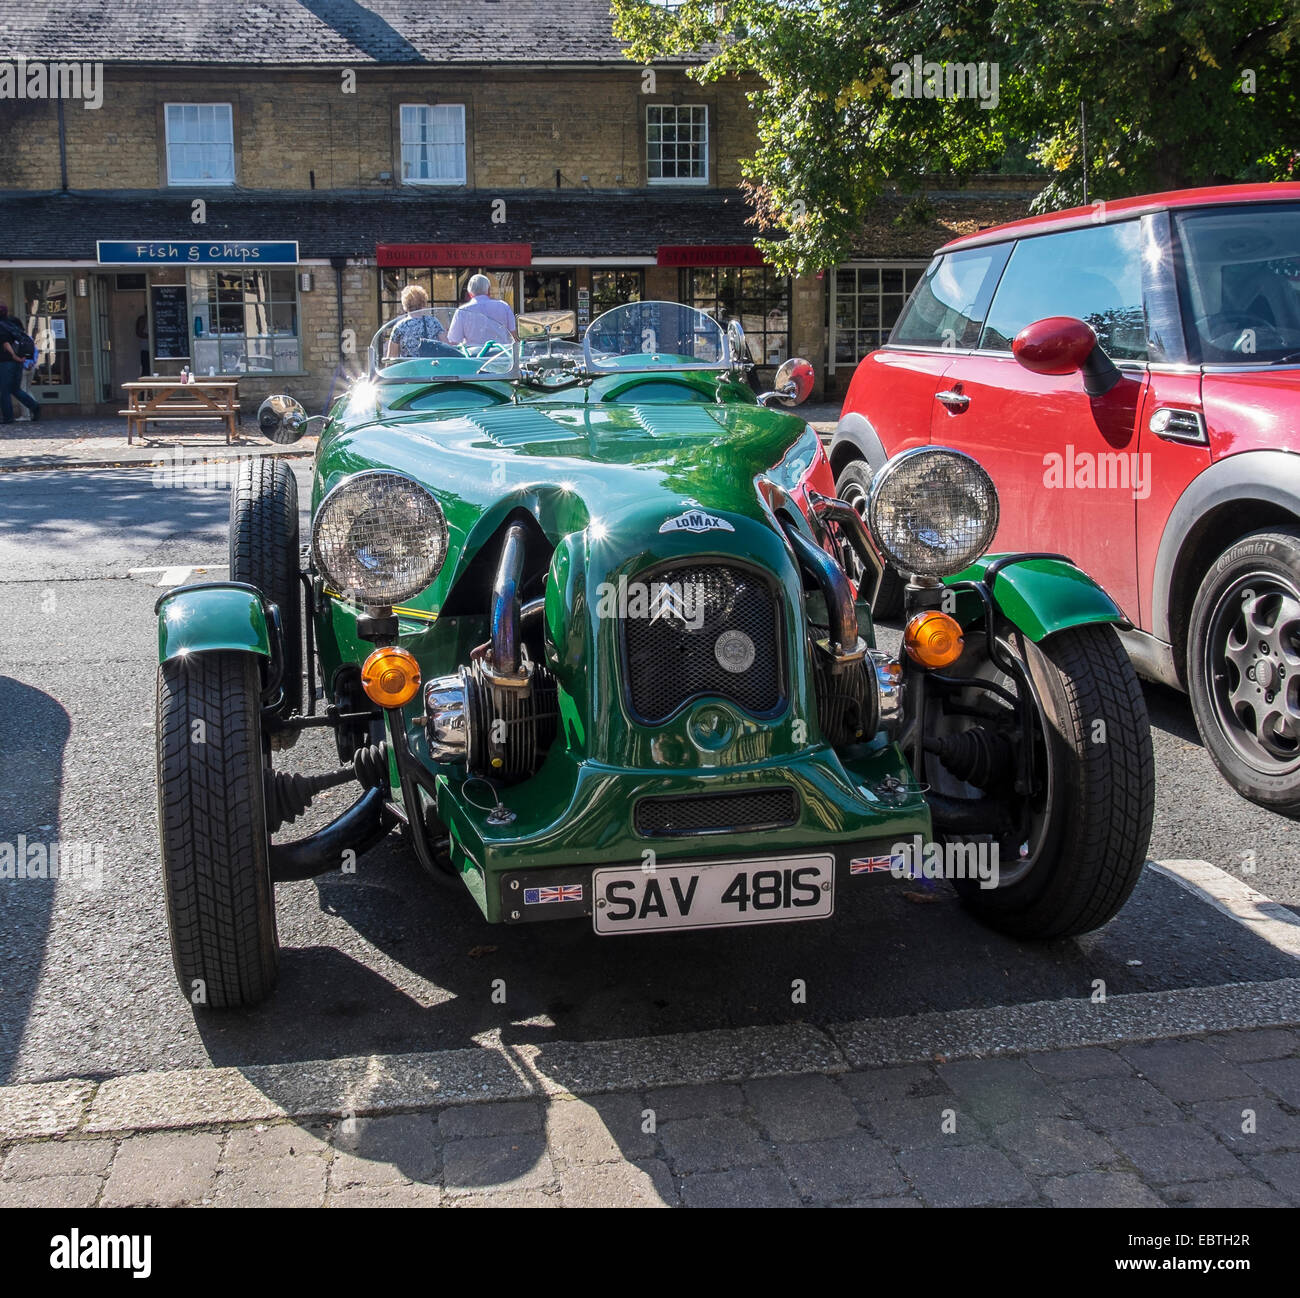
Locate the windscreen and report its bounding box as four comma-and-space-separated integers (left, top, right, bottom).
583, 301, 731, 371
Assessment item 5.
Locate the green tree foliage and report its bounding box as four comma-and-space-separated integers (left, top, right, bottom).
612, 0, 1299, 274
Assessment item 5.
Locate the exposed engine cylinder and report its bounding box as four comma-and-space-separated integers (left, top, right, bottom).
812, 653, 878, 747
810, 647, 903, 748
465, 656, 559, 782
425, 655, 560, 784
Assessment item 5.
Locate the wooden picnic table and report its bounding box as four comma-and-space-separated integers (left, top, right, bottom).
120, 377, 241, 444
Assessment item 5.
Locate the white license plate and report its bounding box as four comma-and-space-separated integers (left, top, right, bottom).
592, 854, 835, 934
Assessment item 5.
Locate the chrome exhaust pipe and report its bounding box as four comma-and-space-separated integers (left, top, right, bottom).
783, 523, 866, 663
490, 521, 529, 680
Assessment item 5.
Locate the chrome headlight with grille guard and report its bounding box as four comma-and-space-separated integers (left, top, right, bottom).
867, 447, 999, 578
312, 471, 449, 607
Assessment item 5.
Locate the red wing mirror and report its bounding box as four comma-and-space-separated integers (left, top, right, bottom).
1012, 316, 1122, 396
1012, 316, 1097, 374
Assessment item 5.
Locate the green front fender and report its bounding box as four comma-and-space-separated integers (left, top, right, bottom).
156, 584, 272, 664
950, 556, 1127, 642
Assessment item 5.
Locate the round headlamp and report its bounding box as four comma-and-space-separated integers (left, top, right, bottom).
867, 448, 999, 578
312, 471, 449, 607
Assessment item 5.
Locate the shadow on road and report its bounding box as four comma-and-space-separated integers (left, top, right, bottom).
0, 676, 71, 1084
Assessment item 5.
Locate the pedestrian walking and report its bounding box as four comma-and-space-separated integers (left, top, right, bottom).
0, 302, 40, 424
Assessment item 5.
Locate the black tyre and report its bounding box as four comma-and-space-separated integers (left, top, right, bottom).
834, 459, 903, 618
1186, 529, 1300, 817
157, 651, 279, 1008
230, 457, 302, 727
927, 623, 1154, 938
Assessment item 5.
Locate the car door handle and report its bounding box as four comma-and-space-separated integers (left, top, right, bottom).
1148, 407, 1207, 444
936, 388, 970, 412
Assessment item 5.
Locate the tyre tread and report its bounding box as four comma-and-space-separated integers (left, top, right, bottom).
157, 652, 278, 1008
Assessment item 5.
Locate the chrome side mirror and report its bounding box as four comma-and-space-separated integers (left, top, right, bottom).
258, 394, 309, 444
759, 357, 815, 407
726, 318, 750, 368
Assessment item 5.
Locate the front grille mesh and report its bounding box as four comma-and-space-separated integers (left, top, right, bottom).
623, 563, 782, 721
635, 789, 799, 836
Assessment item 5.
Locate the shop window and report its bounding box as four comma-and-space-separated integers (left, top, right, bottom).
832, 263, 928, 367
590, 269, 644, 317
380, 269, 517, 321
165, 104, 235, 185
190, 268, 300, 374
647, 105, 708, 185
684, 266, 790, 366
400, 105, 467, 185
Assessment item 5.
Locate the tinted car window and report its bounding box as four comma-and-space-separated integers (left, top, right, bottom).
980, 221, 1149, 359
890, 243, 1010, 348
1174, 202, 1300, 363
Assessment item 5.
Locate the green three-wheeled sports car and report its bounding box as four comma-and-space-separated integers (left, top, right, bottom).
154, 301, 1155, 1007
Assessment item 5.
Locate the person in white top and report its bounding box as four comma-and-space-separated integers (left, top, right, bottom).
447, 275, 518, 348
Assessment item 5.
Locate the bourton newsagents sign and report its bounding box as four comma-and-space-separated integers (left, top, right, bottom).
96, 240, 300, 265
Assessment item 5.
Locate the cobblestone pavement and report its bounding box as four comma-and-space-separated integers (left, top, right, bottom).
0, 415, 315, 469
2, 1027, 1295, 1208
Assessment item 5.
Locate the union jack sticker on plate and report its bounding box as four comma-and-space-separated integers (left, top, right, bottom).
849, 855, 902, 875
524, 884, 584, 905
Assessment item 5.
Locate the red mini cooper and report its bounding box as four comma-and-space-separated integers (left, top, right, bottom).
831, 182, 1300, 816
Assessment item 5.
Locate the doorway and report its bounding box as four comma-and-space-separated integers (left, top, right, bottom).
110, 285, 148, 392
523, 269, 575, 313
91, 274, 149, 405
20, 277, 75, 404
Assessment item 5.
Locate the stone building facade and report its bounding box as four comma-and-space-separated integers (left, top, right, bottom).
0, 1, 1037, 416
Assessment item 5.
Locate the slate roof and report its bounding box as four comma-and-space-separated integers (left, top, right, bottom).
846, 190, 1038, 259
0, 188, 770, 260
0, 0, 659, 66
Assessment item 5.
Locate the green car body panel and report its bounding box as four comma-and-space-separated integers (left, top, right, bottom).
950, 556, 1127, 642
307, 376, 934, 921
156, 585, 272, 664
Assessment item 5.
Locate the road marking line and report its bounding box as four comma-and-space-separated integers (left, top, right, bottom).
128, 564, 228, 588
1152, 858, 1300, 961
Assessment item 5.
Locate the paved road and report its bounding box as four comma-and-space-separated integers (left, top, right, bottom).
0, 467, 1294, 1085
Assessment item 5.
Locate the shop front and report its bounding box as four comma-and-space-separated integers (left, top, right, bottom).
376, 244, 650, 337
657, 244, 791, 374
376, 243, 531, 329
94, 240, 305, 383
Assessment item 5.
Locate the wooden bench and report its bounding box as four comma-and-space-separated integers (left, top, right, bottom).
121, 379, 241, 445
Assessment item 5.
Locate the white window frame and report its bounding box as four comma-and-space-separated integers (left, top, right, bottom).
400, 103, 468, 186
646, 104, 709, 186
164, 103, 235, 186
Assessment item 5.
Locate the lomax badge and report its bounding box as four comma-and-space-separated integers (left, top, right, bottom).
659, 510, 735, 535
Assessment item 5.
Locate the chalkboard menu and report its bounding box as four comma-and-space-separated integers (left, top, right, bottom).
150, 285, 190, 361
